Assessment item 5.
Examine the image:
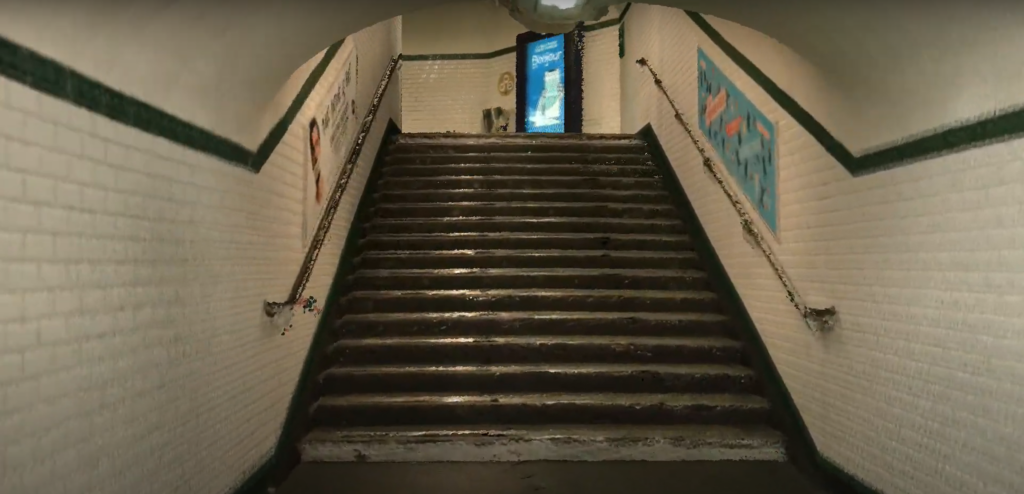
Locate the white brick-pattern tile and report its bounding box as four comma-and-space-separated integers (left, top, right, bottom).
582, 26, 621, 133
621, 6, 1024, 494
0, 17, 402, 494
402, 26, 622, 134
401, 54, 516, 133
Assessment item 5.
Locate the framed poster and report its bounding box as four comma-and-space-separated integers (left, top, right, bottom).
697, 47, 779, 236
304, 48, 359, 246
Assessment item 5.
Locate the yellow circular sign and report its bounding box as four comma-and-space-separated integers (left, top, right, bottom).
498, 71, 515, 96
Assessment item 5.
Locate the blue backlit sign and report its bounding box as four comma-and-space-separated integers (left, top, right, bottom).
524, 35, 565, 133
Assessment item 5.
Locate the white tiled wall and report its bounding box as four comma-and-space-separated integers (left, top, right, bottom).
621, 5, 1024, 494
0, 16, 401, 494
401, 24, 622, 134
582, 26, 621, 133
401, 53, 516, 133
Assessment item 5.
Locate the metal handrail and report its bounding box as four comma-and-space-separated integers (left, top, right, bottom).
264, 55, 402, 319
637, 57, 836, 333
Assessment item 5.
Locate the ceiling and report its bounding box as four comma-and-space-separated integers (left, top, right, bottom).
1, 0, 1019, 150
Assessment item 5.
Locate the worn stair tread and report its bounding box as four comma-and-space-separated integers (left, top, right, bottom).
358, 250, 698, 258
351, 268, 707, 278
303, 423, 782, 443
380, 163, 651, 170
316, 392, 770, 408
366, 216, 679, 223
376, 188, 668, 195
322, 363, 753, 376
331, 334, 740, 348
345, 288, 718, 298
395, 134, 645, 143
299, 424, 785, 462
379, 175, 660, 181
375, 201, 673, 209
340, 311, 730, 323
384, 154, 652, 162
396, 132, 639, 139
363, 232, 690, 240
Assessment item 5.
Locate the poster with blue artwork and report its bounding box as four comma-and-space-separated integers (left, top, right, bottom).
697, 47, 779, 235
525, 35, 566, 133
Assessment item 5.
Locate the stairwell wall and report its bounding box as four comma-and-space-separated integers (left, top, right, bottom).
399, 1, 622, 133
0, 16, 401, 494
621, 5, 1024, 494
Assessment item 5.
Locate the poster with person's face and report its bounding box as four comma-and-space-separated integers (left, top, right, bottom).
303, 47, 359, 247
525, 35, 565, 133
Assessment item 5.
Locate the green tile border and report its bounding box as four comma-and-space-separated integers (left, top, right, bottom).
249, 39, 345, 172
639, 123, 882, 494
685, 11, 1024, 176
403, 2, 632, 62
401, 45, 517, 62
0, 34, 346, 173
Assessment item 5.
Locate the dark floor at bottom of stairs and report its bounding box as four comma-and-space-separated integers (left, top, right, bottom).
274, 461, 829, 494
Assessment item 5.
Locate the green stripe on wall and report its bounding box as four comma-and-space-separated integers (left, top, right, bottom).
685, 11, 1024, 176
249, 39, 345, 171
0, 34, 346, 173
404, 2, 632, 62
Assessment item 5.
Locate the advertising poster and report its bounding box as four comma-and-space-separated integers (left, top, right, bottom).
304, 49, 359, 246
524, 35, 566, 133
697, 47, 779, 235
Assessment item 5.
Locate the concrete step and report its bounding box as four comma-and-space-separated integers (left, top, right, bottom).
394, 133, 640, 144
309, 392, 772, 427
358, 232, 693, 252
370, 202, 678, 220
382, 163, 656, 179
374, 188, 671, 204
377, 175, 664, 192
335, 312, 734, 339
388, 139, 647, 155
299, 424, 786, 462
341, 289, 722, 314
363, 217, 687, 235
327, 335, 744, 366
317, 363, 757, 395
347, 268, 710, 291
354, 250, 703, 271
385, 153, 652, 167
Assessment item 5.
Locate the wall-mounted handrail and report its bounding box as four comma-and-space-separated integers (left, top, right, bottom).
636, 57, 836, 333
264, 56, 402, 320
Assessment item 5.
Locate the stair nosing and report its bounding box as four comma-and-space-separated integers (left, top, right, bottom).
339, 311, 731, 322
344, 288, 718, 298
302, 423, 783, 442
362, 232, 691, 239
329, 335, 741, 347
357, 250, 698, 258
366, 216, 682, 224
350, 268, 707, 277
378, 175, 662, 181
374, 201, 675, 208
316, 392, 770, 408
321, 363, 754, 375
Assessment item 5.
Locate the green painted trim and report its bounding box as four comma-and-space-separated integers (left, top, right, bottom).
638, 123, 882, 494
249, 39, 345, 172
685, 11, 1024, 176
0, 34, 254, 168
0, 34, 347, 173
402, 45, 517, 62
229, 119, 402, 494
404, 3, 632, 62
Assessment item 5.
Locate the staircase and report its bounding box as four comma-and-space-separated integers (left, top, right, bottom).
298, 133, 786, 464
